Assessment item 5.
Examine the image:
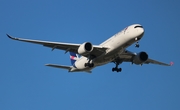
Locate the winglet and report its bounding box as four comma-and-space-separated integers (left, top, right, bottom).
6, 34, 19, 40
170, 61, 174, 66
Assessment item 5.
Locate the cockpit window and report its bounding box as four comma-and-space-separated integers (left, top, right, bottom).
134, 26, 143, 28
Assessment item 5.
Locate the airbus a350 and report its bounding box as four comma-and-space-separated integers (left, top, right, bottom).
7, 24, 172, 73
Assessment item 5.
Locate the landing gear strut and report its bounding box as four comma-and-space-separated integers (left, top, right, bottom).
112, 61, 122, 72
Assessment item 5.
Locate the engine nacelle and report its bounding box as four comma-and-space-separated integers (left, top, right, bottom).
133, 52, 148, 65
78, 42, 93, 56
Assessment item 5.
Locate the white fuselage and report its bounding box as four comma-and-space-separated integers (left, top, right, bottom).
71, 24, 144, 72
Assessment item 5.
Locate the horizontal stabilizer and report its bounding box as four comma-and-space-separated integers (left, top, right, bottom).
45, 64, 72, 70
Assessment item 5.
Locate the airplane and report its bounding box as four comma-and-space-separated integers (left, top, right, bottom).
7, 24, 173, 73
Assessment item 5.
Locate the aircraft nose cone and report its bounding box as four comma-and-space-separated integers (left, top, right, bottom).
139, 27, 144, 35
134, 25, 144, 36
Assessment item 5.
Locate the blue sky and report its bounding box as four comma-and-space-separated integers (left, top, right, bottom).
1, 0, 179, 110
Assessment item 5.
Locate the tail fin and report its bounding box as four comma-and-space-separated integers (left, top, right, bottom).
69, 52, 79, 65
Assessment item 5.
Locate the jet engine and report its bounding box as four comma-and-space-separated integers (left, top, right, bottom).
78, 42, 93, 56
133, 51, 148, 65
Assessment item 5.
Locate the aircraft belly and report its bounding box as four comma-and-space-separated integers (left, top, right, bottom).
93, 54, 115, 66
94, 59, 111, 66
94, 35, 136, 66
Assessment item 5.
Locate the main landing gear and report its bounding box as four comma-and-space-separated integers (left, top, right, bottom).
84, 55, 95, 68
84, 63, 94, 67
112, 61, 122, 72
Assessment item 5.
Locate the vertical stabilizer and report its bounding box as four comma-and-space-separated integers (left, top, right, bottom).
69, 52, 79, 65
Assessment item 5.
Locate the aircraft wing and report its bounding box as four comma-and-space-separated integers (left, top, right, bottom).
117, 50, 172, 66
7, 34, 108, 57
144, 59, 172, 66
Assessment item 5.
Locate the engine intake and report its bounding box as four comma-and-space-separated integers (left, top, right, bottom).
78, 42, 93, 55
133, 51, 148, 65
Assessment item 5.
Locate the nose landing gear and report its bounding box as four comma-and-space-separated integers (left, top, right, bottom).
135, 42, 140, 48
135, 38, 140, 48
